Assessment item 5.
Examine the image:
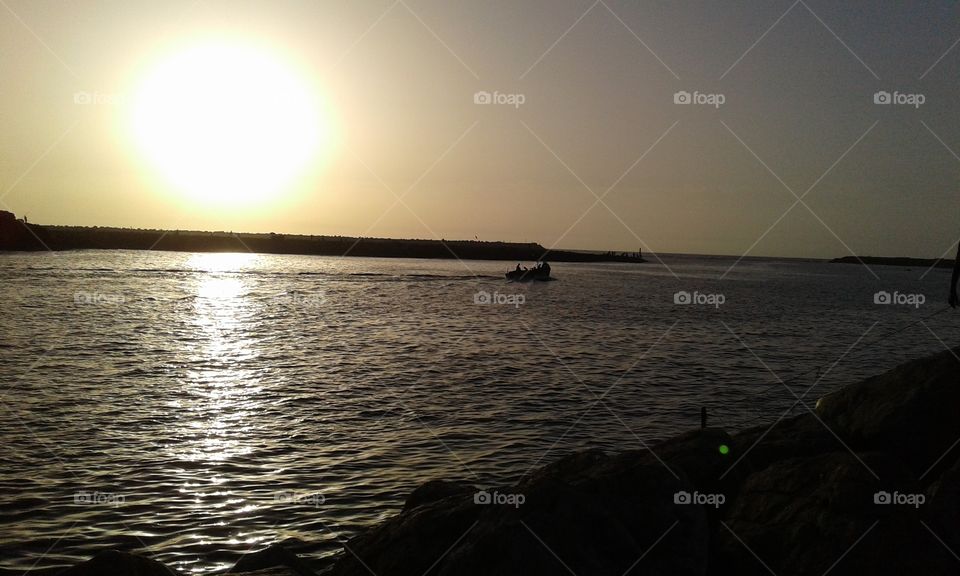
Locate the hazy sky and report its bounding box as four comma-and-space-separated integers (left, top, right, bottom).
1, 0, 959, 259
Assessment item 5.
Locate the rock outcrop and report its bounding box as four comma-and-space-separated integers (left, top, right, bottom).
46, 346, 960, 576
329, 347, 960, 575
58, 550, 181, 576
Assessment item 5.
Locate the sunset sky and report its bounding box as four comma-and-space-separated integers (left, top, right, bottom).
1, 0, 959, 259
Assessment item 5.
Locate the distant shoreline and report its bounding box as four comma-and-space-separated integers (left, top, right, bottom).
831, 255, 954, 269
0, 211, 645, 264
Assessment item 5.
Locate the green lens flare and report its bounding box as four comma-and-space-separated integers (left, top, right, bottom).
718, 444, 730, 455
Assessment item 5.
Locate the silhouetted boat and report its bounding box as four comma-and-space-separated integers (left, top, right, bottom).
505, 267, 551, 282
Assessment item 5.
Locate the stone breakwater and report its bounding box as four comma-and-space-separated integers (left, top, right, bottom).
17, 346, 960, 576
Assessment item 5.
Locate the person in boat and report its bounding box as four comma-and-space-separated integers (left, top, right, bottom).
541, 261, 551, 276
515, 263, 521, 272
951, 242, 960, 307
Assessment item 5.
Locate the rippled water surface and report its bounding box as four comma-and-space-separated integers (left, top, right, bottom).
1, 250, 957, 573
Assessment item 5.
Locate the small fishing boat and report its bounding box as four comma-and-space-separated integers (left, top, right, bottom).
505, 265, 552, 282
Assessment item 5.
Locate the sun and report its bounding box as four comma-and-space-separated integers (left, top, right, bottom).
130, 41, 328, 206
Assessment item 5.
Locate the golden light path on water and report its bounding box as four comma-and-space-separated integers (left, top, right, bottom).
5, 252, 955, 574
179, 253, 271, 568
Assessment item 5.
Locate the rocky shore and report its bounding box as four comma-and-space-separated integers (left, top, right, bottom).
18, 346, 960, 575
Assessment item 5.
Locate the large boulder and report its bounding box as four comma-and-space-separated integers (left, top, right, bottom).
58, 550, 180, 576
816, 346, 960, 479
716, 451, 952, 575
402, 479, 476, 512
732, 412, 839, 474
925, 456, 960, 554
228, 544, 315, 575
330, 433, 731, 576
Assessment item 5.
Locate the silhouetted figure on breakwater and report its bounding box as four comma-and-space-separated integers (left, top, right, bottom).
951, 242, 960, 307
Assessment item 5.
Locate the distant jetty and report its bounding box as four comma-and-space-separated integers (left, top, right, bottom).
831, 255, 953, 269
0, 211, 645, 263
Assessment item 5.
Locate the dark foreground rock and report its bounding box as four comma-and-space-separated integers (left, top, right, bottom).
228, 544, 316, 576
329, 347, 960, 576
49, 346, 960, 576
718, 451, 951, 575
816, 346, 960, 479
53, 546, 316, 576
58, 550, 181, 576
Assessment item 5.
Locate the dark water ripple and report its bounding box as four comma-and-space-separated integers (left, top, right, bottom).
0, 250, 957, 573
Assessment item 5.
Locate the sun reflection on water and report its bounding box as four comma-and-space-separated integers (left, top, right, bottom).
178, 254, 263, 466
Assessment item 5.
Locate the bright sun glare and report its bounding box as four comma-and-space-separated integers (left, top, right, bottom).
131, 41, 327, 206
